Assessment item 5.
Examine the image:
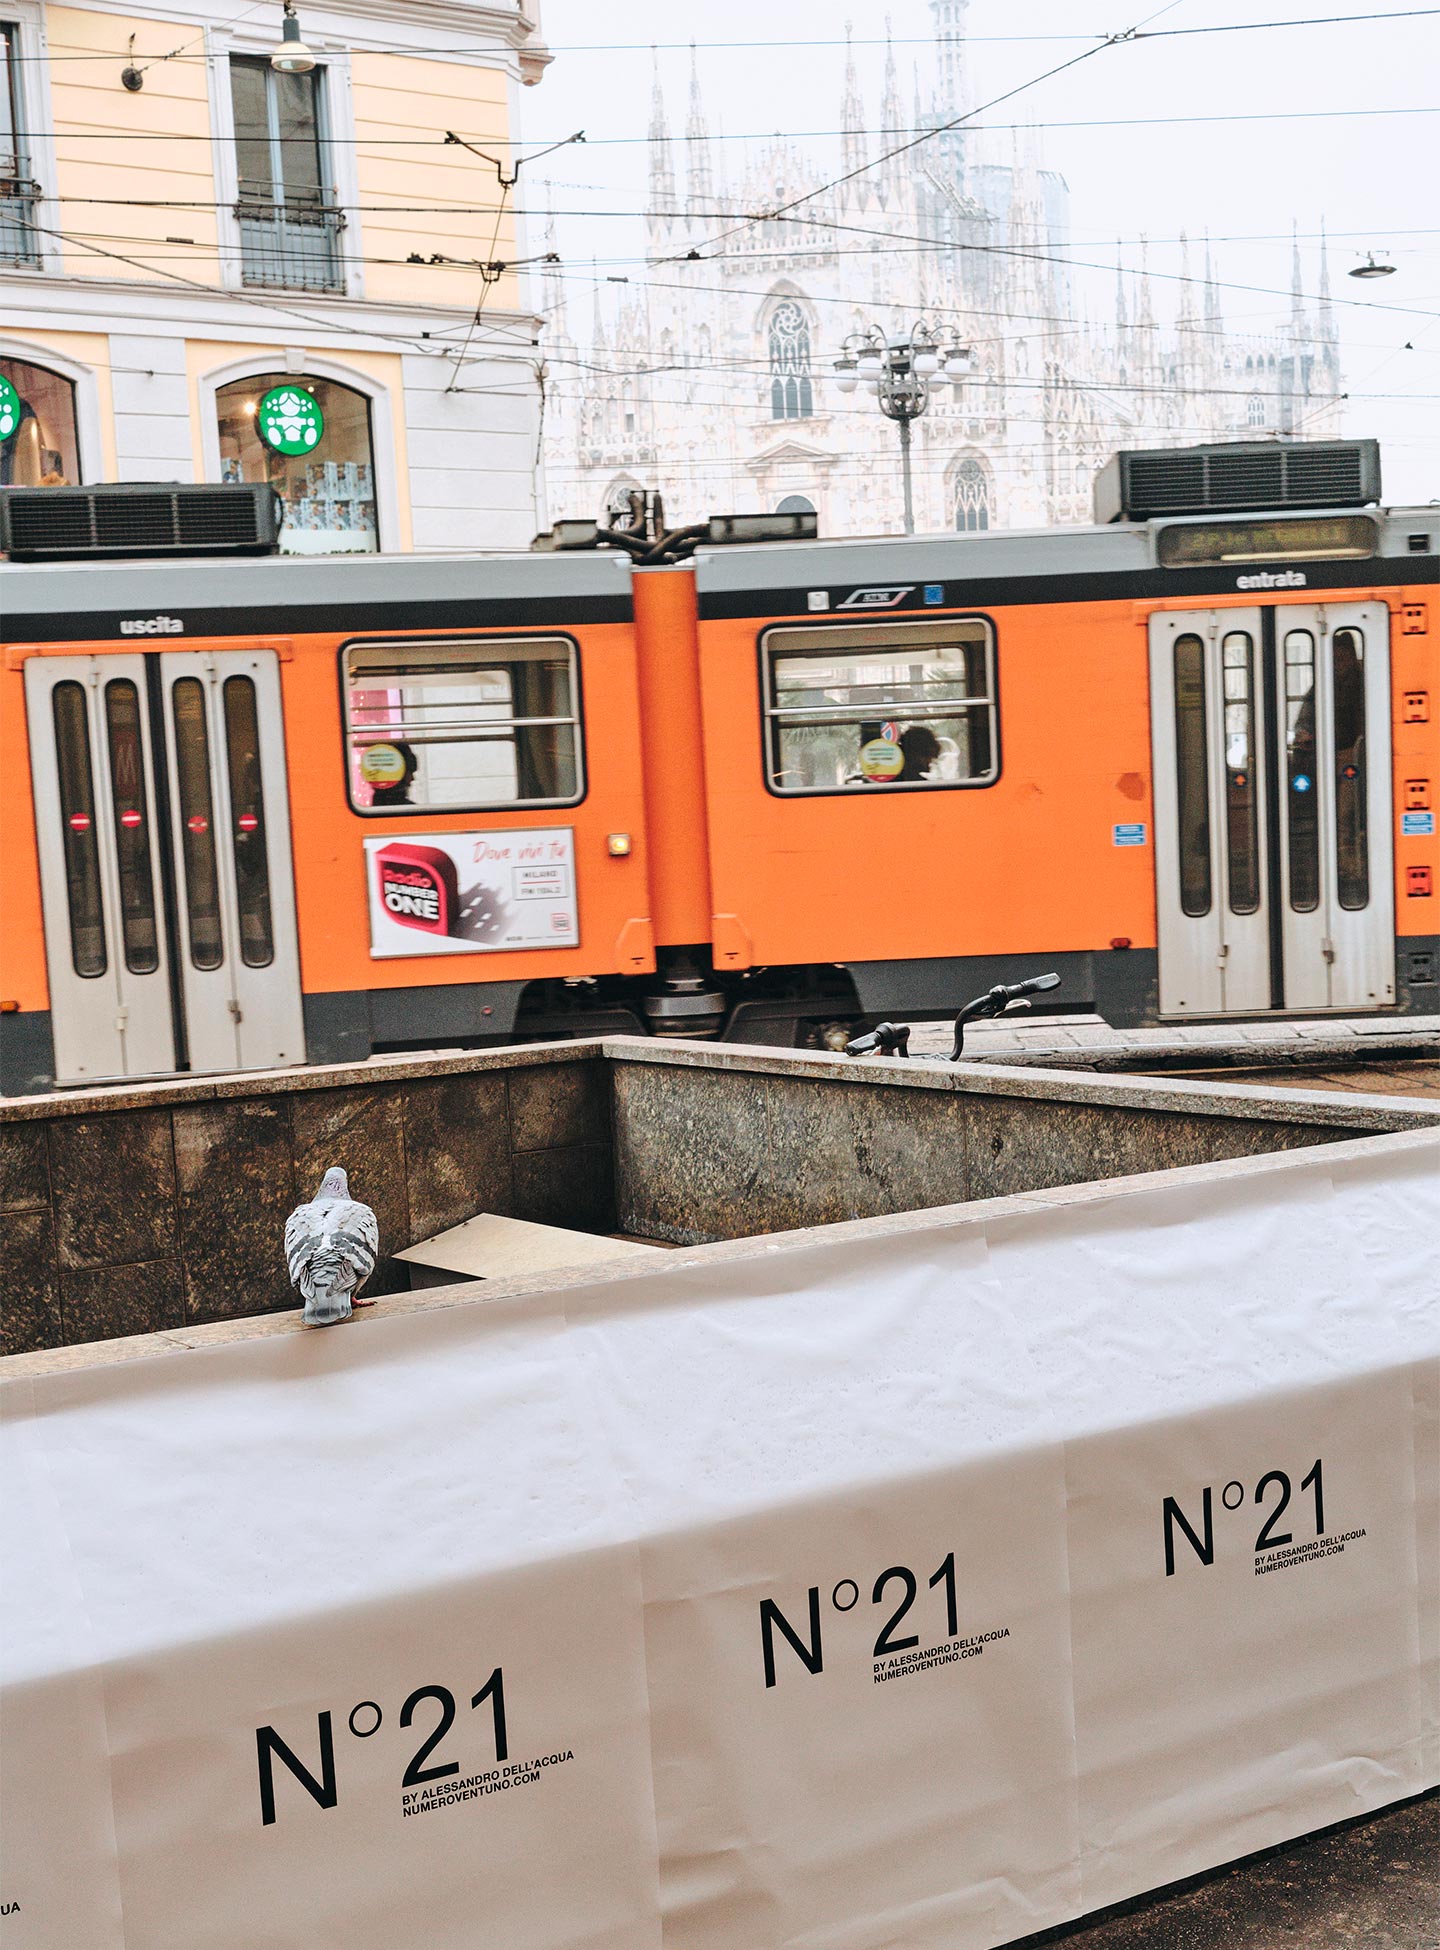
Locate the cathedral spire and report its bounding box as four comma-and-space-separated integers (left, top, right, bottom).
539, 190, 567, 339
1290, 220, 1306, 332
841, 22, 866, 178
1134, 234, 1159, 403
648, 53, 675, 216
930, 0, 969, 126
685, 44, 712, 209
1203, 230, 1223, 336
882, 19, 903, 140
1114, 240, 1127, 332
880, 19, 905, 198
1317, 217, 1337, 348
1176, 230, 1200, 390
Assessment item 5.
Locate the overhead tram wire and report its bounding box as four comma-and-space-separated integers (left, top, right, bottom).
13, 105, 1439, 145
20, 8, 1440, 58
9, 212, 540, 373
665, 3, 1436, 263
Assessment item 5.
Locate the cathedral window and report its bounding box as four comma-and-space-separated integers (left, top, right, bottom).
768, 300, 813, 420
952, 456, 992, 532
1247, 394, 1265, 427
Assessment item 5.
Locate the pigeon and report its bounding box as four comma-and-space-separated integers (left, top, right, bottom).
284, 1166, 380, 1327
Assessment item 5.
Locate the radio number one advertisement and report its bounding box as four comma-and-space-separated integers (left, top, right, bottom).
365, 828, 578, 957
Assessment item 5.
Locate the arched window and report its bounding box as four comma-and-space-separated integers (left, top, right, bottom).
768, 299, 812, 420
216, 372, 377, 553
604, 478, 642, 523
1247, 393, 1265, 427
952, 456, 992, 532
775, 494, 815, 516
0, 355, 80, 486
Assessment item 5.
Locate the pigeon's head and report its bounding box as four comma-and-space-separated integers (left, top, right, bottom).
318, 1166, 350, 1200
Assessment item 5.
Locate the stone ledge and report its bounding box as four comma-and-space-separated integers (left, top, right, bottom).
5, 1124, 1433, 1384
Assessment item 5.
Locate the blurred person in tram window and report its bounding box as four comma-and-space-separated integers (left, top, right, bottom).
897, 725, 941, 781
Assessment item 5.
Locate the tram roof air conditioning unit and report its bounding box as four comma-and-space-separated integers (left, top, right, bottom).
0, 482, 283, 561
1093, 439, 1381, 524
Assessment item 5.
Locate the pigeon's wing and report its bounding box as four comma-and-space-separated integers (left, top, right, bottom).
284, 1201, 320, 1287
328, 1198, 379, 1287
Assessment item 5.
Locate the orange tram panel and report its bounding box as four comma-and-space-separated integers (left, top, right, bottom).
1, 502, 1436, 1094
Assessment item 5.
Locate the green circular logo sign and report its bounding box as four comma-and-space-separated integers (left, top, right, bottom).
0, 375, 21, 443
257, 385, 324, 457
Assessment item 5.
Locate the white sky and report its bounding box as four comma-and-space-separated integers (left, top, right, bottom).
524, 0, 1440, 505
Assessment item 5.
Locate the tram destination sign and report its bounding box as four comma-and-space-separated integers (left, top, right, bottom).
364, 827, 578, 957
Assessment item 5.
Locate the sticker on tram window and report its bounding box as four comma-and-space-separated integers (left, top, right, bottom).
358, 742, 408, 788
859, 738, 906, 781
1113, 822, 1148, 847
364, 827, 578, 958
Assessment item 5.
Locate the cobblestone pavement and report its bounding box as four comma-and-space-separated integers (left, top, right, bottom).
1006, 1792, 1439, 1950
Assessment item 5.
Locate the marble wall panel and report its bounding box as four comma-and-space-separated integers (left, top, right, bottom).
403, 1072, 513, 1243
761, 1078, 971, 1229
172, 1099, 296, 1323
48, 1110, 177, 1270
964, 1097, 1341, 1202
0, 1124, 48, 1213
512, 1144, 615, 1234
612, 1062, 770, 1243
61, 1259, 184, 1344
509, 1059, 609, 1154
1, 1209, 61, 1357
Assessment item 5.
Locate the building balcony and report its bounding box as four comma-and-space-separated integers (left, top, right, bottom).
0, 173, 42, 267
235, 195, 345, 294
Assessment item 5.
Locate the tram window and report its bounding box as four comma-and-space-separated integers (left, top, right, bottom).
1173, 633, 1211, 918
1332, 627, 1369, 911
171, 678, 224, 970
51, 682, 106, 978
342, 638, 583, 814
103, 680, 160, 975
1221, 631, 1260, 915
760, 618, 997, 796
223, 677, 275, 968
1283, 629, 1320, 913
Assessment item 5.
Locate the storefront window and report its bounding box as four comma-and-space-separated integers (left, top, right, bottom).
215, 372, 378, 554
0, 356, 80, 485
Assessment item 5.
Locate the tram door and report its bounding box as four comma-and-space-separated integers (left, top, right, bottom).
1150, 604, 1394, 1016
25, 649, 305, 1083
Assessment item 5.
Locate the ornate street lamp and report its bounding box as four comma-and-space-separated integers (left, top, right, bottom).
833, 324, 974, 534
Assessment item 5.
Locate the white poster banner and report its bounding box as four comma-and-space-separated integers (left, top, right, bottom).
2, 1136, 1437, 1947
364, 827, 577, 957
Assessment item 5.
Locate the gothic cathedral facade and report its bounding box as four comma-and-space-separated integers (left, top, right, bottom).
538, 1, 1342, 537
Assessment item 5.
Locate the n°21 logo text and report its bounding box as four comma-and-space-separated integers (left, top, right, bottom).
1163, 1458, 1325, 1575
255, 1668, 507, 1826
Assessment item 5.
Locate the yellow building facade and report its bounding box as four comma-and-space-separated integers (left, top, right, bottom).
0, 0, 551, 551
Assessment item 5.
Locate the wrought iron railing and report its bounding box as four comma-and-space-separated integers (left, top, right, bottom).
235, 194, 345, 292
0, 173, 42, 266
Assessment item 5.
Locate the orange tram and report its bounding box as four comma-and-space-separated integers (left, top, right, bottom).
1, 437, 1435, 1095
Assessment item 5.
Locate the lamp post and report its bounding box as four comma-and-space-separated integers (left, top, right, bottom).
833, 324, 974, 534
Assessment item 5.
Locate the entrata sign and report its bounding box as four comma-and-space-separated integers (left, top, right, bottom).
258, 385, 325, 456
